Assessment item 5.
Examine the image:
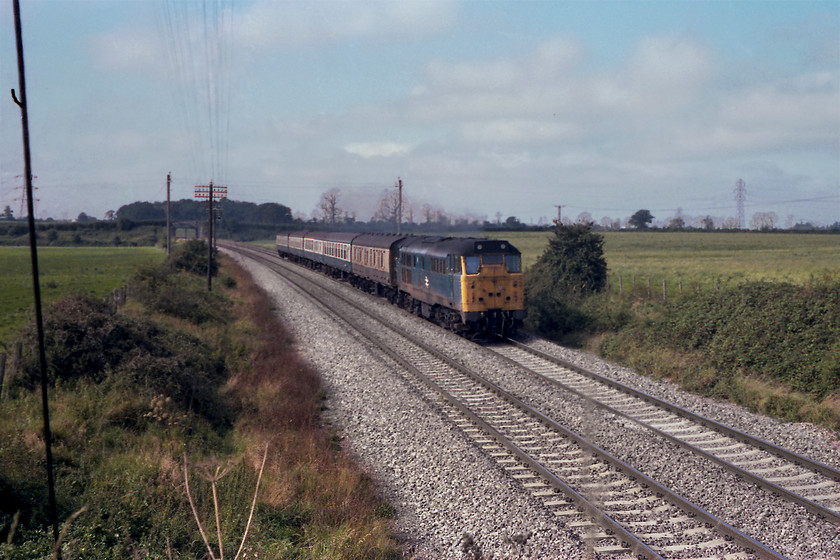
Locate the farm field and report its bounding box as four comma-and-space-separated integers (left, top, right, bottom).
501, 231, 840, 290
0, 246, 165, 343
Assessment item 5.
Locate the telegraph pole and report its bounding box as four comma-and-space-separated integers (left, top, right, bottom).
166, 172, 171, 255
394, 177, 403, 234
11, 0, 59, 549
555, 205, 565, 224
207, 181, 213, 291
194, 182, 226, 291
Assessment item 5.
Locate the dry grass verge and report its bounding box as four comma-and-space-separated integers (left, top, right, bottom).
221, 256, 401, 559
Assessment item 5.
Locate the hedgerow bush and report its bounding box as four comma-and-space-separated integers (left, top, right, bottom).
170, 239, 217, 276
657, 281, 840, 396
130, 265, 230, 325
11, 295, 230, 426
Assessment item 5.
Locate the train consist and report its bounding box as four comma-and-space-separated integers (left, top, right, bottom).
276, 230, 526, 338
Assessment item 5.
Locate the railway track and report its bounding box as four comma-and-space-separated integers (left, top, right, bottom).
224, 242, 802, 559
485, 341, 840, 526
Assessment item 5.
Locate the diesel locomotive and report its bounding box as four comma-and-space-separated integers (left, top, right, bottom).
276, 230, 526, 338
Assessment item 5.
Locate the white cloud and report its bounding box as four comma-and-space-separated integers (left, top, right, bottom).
345, 141, 412, 158
231, 0, 458, 49
460, 119, 579, 144
90, 29, 160, 70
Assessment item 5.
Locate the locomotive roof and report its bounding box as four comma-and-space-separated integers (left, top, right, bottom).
398, 236, 520, 257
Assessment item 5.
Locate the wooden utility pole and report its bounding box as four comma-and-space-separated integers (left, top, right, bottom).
555, 205, 565, 223
11, 0, 59, 548
207, 181, 213, 291
394, 177, 403, 234
166, 172, 172, 255
194, 182, 226, 291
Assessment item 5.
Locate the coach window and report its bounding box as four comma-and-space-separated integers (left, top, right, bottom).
465, 256, 480, 274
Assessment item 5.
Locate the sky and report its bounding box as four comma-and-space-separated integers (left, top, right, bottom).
1, 0, 838, 227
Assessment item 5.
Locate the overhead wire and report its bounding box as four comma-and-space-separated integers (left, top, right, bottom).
155, 0, 231, 191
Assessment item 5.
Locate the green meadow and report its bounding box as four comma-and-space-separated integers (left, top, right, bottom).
502, 231, 840, 290
0, 246, 165, 343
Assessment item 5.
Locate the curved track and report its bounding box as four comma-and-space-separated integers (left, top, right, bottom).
223, 242, 803, 559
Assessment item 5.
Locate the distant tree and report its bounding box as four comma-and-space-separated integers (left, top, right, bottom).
371, 189, 401, 224
720, 217, 739, 229
104, 210, 116, 221
629, 209, 654, 230
576, 212, 593, 224
504, 216, 522, 228
318, 189, 344, 224
117, 201, 165, 221
668, 216, 685, 230
2, 205, 14, 220
600, 216, 612, 230
702, 216, 715, 231
76, 212, 94, 223
750, 212, 778, 231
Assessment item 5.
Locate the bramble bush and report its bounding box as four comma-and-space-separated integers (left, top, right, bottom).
12, 295, 230, 427
656, 281, 840, 396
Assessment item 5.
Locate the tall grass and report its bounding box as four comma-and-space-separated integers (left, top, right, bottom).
0, 252, 401, 559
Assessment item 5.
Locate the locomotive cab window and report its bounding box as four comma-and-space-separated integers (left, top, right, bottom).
505, 255, 521, 273
465, 256, 480, 274
482, 255, 503, 265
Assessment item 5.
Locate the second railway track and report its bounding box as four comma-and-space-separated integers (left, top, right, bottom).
485, 341, 840, 525
224, 242, 839, 559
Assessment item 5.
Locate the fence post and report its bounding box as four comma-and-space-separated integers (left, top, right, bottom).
646, 277, 651, 298
13, 343, 21, 377
0, 353, 6, 401
619, 273, 623, 295
662, 279, 667, 302
678, 280, 683, 297
632, 275, 636, 296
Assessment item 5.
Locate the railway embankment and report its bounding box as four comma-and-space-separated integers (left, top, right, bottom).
578, 280, 840, 430
0, 241, 400, 559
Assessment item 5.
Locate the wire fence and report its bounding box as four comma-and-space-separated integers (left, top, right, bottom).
606, 272, 731, 302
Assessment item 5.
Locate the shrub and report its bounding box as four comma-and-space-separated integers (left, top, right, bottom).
12, 295, 229, 426
170, 239, 218, 276
656, 281, 840, 397
525, 222, 616, 339
130, 265, 231, 325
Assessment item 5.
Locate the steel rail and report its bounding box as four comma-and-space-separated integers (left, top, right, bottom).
225, 242, 787, 560
495, 339, 840, 525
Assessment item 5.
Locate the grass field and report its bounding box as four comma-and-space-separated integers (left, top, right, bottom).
501, 231, 840, 291
0, 246, 165, 343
